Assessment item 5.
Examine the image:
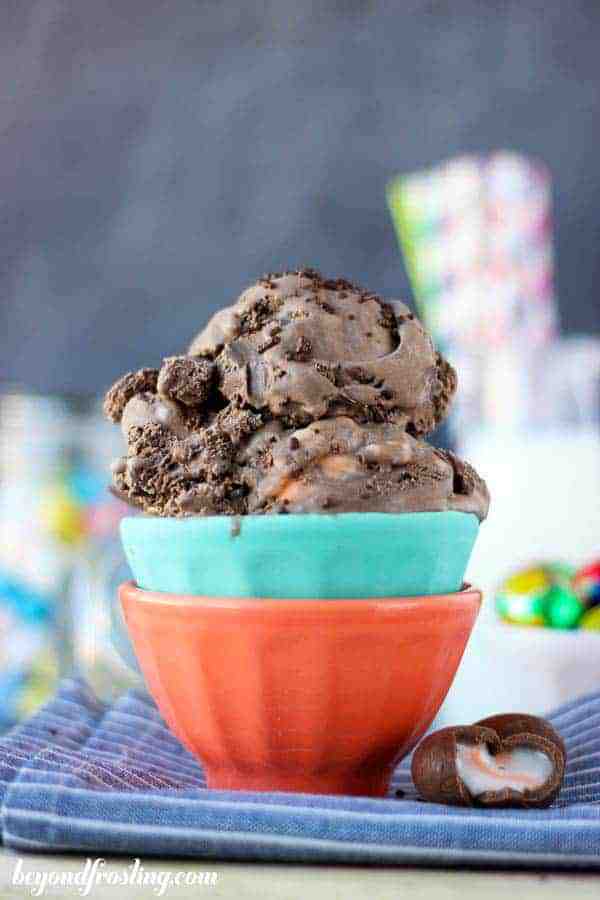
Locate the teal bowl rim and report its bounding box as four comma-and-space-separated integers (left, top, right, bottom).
121, 509, 480, 531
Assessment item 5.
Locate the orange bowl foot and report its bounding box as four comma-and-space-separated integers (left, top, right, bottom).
204, 765, 390, 796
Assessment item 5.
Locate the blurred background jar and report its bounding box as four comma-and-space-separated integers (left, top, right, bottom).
389, 152, 600, 722
0, 389, 139, 731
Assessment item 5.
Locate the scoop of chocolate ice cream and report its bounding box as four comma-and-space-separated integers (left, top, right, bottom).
189, 270, 456, 436
104, 269, 489, 520
245, 417, 489, 518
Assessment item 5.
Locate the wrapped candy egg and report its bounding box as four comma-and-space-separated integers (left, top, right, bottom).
580, 607, 600, 631
572, 561, 600, 631
573, 561, 600, 609
496, 563, 584, 630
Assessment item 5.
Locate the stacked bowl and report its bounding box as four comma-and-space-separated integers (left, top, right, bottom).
120, 511, 481, 796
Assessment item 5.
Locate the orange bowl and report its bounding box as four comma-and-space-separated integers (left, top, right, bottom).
120, 581, 481, 796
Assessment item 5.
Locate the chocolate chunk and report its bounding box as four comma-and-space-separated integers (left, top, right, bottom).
433, 353, 458, 427
157, 356, 215, 407
212, 406, 262, 445
286, 335, 313, 361
103, 368, 159, 423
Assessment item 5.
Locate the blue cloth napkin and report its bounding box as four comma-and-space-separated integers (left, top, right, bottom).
1, 678, 599, 867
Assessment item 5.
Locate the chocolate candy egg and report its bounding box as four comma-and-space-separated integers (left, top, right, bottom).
411, 713, 566, 808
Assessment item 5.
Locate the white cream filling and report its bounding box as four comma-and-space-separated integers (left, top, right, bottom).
456, 742, 554, 797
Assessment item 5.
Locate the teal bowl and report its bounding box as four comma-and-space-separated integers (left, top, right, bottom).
120, 511, 479, 599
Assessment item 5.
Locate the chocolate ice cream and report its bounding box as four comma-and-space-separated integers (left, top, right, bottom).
190, 270, 455, 434
104, 269, 489, 520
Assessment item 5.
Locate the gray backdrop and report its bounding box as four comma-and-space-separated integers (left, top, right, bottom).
2, 0, 600, 396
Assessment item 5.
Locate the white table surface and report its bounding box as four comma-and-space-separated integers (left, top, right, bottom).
1, 849, 598, 899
